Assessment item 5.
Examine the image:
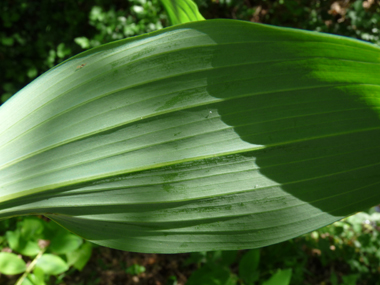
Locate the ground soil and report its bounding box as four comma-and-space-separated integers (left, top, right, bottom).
63, 246, 194, 285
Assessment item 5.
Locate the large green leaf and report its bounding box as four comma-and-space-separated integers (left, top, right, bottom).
160, 0, 205, 25
0, 20, 380, 253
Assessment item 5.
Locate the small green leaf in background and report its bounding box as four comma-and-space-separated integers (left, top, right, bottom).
33, 267, 45, 284
126, 263, 146, 275
36, 254, 68, 275
187, 264, 235, 285
74, 37, 90, 49
56, 43, 71, 58
220, 251, 238, 266
66, 242, 92, 271
167, 275, 178, 285
330, 271, 338, 285
160, 0, 204, 25
239, 249, 260, 284
262, 269, 292, 285
21, 278, 33, 285
0, 252, 26, 275
6, 229, 40, 257
27, 67, 38, 79
208, 251, 223, 263
184, 251, 207, 265
342, 274, 360, 285
5, 217, 45, 257
5, 230, 20, 251
23, 267, 45, 285
20, 218, 44, 240
1, 37, 14, 46
49, 232, 82, 254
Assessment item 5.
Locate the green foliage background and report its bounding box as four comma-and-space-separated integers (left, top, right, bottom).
0, 0, 168, 104
1, 0, 379, 104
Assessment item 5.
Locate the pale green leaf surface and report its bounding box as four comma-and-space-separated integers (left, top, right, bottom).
21, 278, 34, 285
186, 264, 232, 285
33, 267, 46, 285
23, 270, 45, 285
66, 242, 92, 270
262, 269, 292, 285
36, 254, 68, 275
49, 232, 83, 254
160, 0, 205, 25
0, 20, 380, 253
239, 249, 260, 284
6, 229, 41, 257
0, 252, 26, 275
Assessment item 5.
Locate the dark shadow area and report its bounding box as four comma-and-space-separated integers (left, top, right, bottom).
202, 21, 380, 217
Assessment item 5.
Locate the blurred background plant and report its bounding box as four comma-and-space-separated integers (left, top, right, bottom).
0, 216, 92, 284
196, 0, 380, 44
1, 210, 379, 284
0, 0, 168, 104
1, 0, 380, 284
182, 209, 380, 285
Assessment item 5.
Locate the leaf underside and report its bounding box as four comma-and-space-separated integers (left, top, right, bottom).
0, 20, 380, 253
